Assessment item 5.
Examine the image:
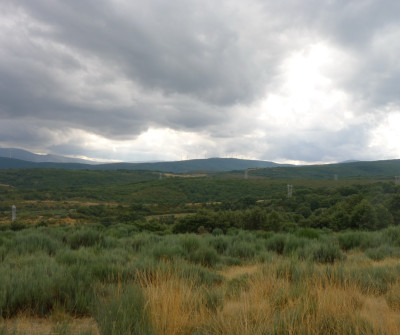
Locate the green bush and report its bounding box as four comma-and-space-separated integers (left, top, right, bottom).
189, 246, 219, 267
337, 231, 376, 251
381, 226, 400, 246
212, 228, 223, 236
365, 245, 397, 261
283, 236, 307, 256
94, 284, 154, 335
180, 235, 201, 253
65, 229, 104, 249
207, 236, 229, 254
0, 254, 93, 317
294, 228, 320, 239
226, 240, 256, 259
151, 243, 185, 262
349, 265, 399, 294
305, 241, 345, 264
265, 234, 286, 254
10, 230, 62, 256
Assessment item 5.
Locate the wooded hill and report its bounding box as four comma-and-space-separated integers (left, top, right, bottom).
1, 156, 400, 179
0, 157, 286, 172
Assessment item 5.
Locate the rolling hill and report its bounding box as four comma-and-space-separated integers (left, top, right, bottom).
0, 157, 287, 173
250, 159, 400, 179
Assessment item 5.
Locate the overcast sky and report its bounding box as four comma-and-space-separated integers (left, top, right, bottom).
1, 0, 399, 163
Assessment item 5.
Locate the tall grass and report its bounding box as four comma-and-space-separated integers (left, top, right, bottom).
1, 226, 400, 334
94, 284, 154, 335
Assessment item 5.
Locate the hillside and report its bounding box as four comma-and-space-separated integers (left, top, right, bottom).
0, 157, 287, 172
250, 159, 400, 179
1, 155, 400, 179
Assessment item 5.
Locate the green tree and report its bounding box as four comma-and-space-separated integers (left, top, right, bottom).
265, 210, 283, 232
350, 200, 378, 230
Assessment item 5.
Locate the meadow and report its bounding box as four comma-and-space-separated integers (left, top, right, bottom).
0, 169, 400, 334
0, 225, 400, 334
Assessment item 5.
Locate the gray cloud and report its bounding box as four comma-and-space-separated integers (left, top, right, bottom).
0, 0, 399, 162
11, 0, 272, 105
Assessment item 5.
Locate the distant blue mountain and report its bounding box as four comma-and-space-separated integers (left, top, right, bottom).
0, 154, 289, 173
0, 148, 95, 164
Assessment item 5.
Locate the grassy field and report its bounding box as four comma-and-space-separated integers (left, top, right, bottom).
1, 225, 400, 334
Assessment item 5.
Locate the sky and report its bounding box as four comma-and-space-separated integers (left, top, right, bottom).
1, 0, 400, 164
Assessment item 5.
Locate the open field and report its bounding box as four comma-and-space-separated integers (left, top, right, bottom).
1, 225, 400, 334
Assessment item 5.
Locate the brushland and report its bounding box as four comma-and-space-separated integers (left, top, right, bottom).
0, 168, 400, 333
1, 227, 400, 334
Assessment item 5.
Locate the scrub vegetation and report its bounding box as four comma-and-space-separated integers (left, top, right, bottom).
0, 168, 400, 334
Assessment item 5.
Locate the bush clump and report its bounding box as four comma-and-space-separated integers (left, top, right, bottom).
305, 241, 346, 264
94, 284, 154, 335
65, 229, 104, 249
265, 234, 286, 254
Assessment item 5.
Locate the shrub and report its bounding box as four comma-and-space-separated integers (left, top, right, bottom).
265, 234, 286, 254
188, 246, 219, 267
180, 235, 201, 253
203, 287, 224, 312
225, 275, 250, 298
381, 226, 400, 246
152, 243, 185, 262
0, 255, 93, 317
350, 266, 399, 294
226, 241, 256, 259
11, 230, 62, 256
305, 241, 345, 264
212, 228, 223, 236
65, 229, 104, 249
337, 231, 376, 251
294, 228, 320, 239
207, 236, 228, 254
283, 236, 307, 256
365, 245, 395, 261
94, 284, 154, 335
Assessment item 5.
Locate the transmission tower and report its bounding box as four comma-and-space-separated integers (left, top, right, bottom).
395, 176, 400, 186
244, 170, 248, 179
287, 184, 293, 198
159, 172, 163, 180
334, 174, 338, 181
12, 205, 16, 222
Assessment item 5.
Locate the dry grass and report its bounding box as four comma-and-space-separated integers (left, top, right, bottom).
218, 264, 259, 280
138, 269, 209, 335
134, 256, 400, 335
0, 317, 99, 335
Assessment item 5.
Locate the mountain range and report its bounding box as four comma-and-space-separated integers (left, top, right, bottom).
0, 148, 287, 172
0, 148, 94, 164
0, 148, 399, 179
